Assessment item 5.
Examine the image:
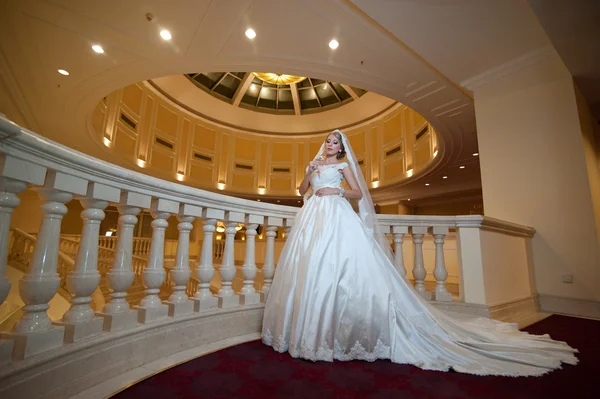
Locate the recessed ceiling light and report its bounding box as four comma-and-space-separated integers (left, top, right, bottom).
92, 45, 104, 54
58, 69, 69, 76
473, 152, 479, 156
407, 199, 411, 201
245, 28, 256, 39
160, 29, 172, 41
459, 165, 466, 169
425, 183, 430, 186
257, 199, 261, 201
329, 39, 339, 49
442, 176, 448, 179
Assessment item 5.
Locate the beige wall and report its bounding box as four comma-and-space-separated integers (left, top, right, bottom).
480, 231, 534, 306
474, 54, 600, 302
574, 84, 600, 249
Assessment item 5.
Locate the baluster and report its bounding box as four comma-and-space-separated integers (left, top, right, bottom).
240, 215, 264, 305
261, 217, 283, 302
165, 204, 201, 317
136, 198, 177, 323
217, 212, 244, 309
0, 177, 28, 365
392, 226, 409, 278
56, 183, 120, 342
284, 218, 294, 239
431, 226, 452, 302
193, 209, 223, 312
97, 192, 150, 331
1, 183, 80, 359
411, 226, 431, 300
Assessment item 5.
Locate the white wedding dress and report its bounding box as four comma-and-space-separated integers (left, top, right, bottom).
261, 161, 578, 377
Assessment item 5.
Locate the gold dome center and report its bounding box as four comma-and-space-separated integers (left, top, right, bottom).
252, 72, 307, 85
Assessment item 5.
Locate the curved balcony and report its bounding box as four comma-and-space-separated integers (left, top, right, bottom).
0, 116, 537, 399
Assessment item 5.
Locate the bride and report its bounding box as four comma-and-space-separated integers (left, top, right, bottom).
261, 129, 578, 376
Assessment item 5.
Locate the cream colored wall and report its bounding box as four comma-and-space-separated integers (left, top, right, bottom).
474, 54, 600, 302
574, 84, 600, 249
480, 231, 533, 306
91, 83, 438, 197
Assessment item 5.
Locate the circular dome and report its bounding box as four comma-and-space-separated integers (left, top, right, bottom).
185, 72, 366, 115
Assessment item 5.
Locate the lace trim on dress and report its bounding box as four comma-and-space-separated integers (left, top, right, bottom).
262, 329, 390, 362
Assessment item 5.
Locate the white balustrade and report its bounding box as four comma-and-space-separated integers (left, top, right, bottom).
4, 186, 73, 358
284, 218, 294, 238
0, 177, 28, 365
164, 204, 202, 317
240, 215, 264, 306
411, 226, 431, 301
217, 211, 245, 309
97, 192, 150, 331
431, 226, 452, 302
55, 186, 117, 342
261, 217, 283, 302
392, 225, 408, 278
136, 198, 178, 323
192, 209, 223, 312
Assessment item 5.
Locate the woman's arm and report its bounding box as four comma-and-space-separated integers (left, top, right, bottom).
314, 166, 362, 199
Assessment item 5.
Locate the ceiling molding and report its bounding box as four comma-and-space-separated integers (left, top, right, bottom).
341, 84, 359, 100
290, 83, 301, 116
460, 46, 555, 91
232, 73, 254, 107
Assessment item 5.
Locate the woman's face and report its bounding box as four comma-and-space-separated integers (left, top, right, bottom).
325, 134, 341, 157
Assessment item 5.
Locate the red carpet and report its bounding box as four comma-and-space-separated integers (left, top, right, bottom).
113, 315, 598, 399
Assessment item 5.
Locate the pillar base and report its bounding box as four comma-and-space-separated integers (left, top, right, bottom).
433, 291, 453, 302
96, 310, 138, 332
416, 288, 432, 301
260, 291, 270, 303
135, 304, 169, 324
53, 317, 104, 343
0, 339, 14, 366
0, 326, 65, 360
193, 296, 218, 312
218, 295, 240, 309
164, 300, 194, 318
240, 292, 261, 306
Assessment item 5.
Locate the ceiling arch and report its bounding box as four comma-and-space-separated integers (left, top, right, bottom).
0, 0, 483, 203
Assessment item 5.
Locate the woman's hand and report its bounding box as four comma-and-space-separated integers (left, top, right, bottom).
307, 160, 322, 174
315, 187, 339, 197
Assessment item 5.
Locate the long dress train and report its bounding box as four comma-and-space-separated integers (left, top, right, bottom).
261, 162, 578, 377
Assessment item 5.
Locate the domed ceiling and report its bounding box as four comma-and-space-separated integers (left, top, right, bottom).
185, 72, 367, 115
